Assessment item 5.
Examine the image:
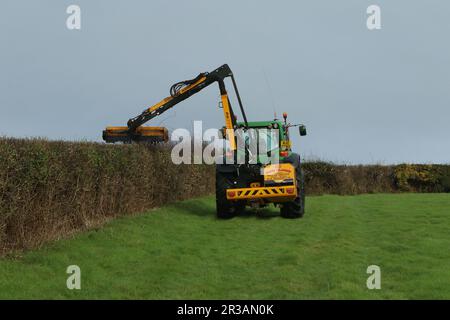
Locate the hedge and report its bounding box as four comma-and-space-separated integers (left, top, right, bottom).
0, 138, 449, 254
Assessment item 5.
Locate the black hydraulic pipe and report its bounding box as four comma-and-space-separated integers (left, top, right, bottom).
230, 74, 249, 128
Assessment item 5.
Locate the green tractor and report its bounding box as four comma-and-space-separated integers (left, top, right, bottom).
216, 114, 307, 219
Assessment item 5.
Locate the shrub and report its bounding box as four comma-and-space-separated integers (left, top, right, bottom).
394, 164, 441, 192
0, 138, 214, 254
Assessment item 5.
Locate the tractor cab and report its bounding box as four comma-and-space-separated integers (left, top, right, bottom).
234, 113, 307, 164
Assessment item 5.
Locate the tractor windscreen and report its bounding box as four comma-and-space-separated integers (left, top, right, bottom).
238, 128, 279, 153
232, 128, 280, 164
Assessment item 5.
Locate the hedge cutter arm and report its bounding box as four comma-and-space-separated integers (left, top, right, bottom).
103, 64, 248, 150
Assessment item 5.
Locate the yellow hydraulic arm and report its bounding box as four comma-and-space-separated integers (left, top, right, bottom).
103, 64, 248, 150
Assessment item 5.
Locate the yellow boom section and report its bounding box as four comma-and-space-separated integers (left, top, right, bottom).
221, 94, 236, 150
145, 76, 207, 114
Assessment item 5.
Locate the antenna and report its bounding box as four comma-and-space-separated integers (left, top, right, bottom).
262, 67, 278, 117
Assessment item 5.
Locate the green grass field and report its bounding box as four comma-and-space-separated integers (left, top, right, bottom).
1, 193, 449, 299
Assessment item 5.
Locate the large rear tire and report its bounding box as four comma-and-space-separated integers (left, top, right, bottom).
280, 165, 305, 219
216, 170, 244, 219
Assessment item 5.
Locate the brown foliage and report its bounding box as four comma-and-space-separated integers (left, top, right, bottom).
0, 138, 213, 254
303, 162, 395, 195
303, 161, 450, 195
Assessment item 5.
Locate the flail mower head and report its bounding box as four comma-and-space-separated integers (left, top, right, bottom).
102, 126, 169, 144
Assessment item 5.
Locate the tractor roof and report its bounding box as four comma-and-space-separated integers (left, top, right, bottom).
237, 120, 284, 128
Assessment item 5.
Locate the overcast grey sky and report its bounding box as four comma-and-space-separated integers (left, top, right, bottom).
1, 1, 449, 164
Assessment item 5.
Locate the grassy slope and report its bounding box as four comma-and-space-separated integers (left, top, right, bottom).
1, 194, 449, 299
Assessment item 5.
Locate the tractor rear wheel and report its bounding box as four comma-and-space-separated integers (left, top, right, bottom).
215, 170, 244, 219
280, 166, 305, 219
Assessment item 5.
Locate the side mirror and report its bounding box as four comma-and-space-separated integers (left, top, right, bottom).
299, 125, 307, 136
